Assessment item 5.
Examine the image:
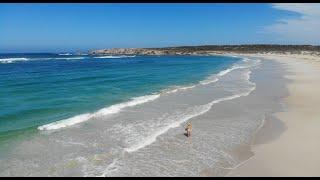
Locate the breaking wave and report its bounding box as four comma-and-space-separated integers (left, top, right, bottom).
0, 58, 30, 63
38, 94, 160, 131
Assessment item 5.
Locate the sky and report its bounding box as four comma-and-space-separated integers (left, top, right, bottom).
0, 3, 319, 53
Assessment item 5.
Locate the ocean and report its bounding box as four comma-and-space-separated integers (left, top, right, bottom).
0, 53, 264, 176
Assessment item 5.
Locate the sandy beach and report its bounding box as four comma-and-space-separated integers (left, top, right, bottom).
228, 54, 320, 176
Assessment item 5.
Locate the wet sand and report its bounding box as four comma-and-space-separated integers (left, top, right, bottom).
228, 54, 320, 176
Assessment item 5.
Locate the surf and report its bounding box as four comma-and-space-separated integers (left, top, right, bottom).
38, 57, 256, 131
124, 69, 257, 153
38, 94, 160, 131
0, 57, 30, 63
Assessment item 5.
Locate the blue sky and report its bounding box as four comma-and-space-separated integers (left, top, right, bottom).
0, 3, 319, 53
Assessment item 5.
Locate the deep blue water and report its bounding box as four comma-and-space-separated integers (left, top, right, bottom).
0, 54, 239, 136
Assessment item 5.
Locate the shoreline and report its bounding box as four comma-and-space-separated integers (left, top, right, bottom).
1, 53, 320, 176
0, 55, 255, 176
0, 54, 267, 176
227, 54, 320, 176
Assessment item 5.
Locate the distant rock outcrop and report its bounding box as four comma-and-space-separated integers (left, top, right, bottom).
90, 48, 167, 55
90, 45, 320, 56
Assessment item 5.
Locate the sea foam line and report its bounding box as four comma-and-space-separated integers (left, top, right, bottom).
0, 58, 30, 63
124, 87, 255, 153
124, 69, 257, 153
39, 57, 256, 131
53, 57, 85, 60
0, 57, 87, 63
58, 53, 72, 56
38, 94, 160, 131
200, 57, 258, 86
165, 58, 255, 92
162, 84, 197, 94
199, 65, 243, 86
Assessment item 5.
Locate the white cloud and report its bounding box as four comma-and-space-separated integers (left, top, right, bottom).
264, 3, 320, 44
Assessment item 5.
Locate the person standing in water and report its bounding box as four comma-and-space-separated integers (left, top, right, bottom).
185, 122, 192, 137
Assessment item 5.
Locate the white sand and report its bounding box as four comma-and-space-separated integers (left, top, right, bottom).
227, 54, 320, 176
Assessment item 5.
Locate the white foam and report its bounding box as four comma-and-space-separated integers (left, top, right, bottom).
38, 94, 160, 131
0, 56, 89, 63
199, 58, 255, 86
218, 64, 249, 76
58, 53, 72, 56
125, 89, 256, 153
95, 94, 160, 116
94, 55, 136, 59
54, 57, 85, 60
162, 85, 197, 94
179, 85, 196, 90
148, 58, 252, 95
200, 77, 219, 85
124, 104, 212, 153
217, 68, 234, 76
199, 65, 244, 86
0, 58, 29, 63
31, 57, 86, 61
124, 70, 257, 153
38, 113, 92, 131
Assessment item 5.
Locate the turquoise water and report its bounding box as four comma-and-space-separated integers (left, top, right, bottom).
0, 54, 239, 137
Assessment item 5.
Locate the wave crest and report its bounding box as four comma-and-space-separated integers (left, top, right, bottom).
38, 94, 160, 131
0, 58, 30, 63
